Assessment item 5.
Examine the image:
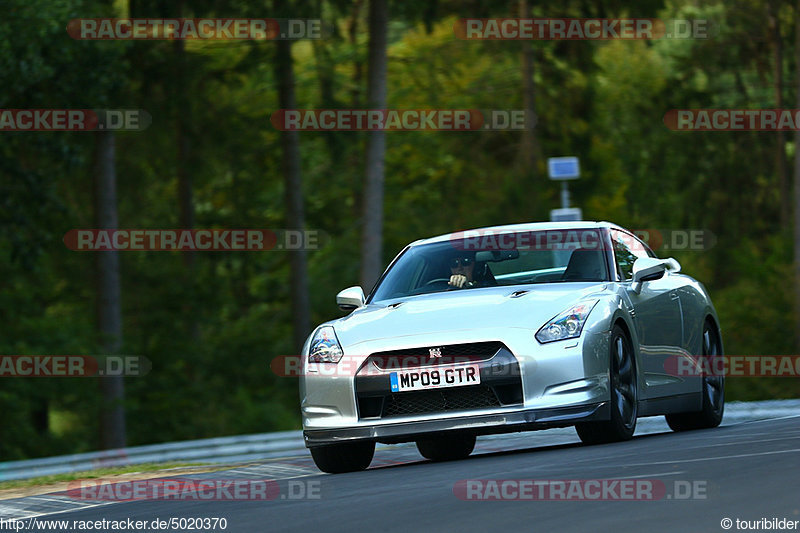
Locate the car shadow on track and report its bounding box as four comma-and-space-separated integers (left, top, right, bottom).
366, 429, 695, 472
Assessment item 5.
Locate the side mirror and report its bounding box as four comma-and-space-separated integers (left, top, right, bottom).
662, 257, 681, 273
336, 286, 365, 311
630, 257, 667, 294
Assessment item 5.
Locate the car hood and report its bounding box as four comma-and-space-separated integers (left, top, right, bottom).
330, 283, 610, 349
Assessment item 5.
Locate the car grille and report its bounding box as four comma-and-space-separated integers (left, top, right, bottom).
355, 342, 523, 419
381, 386, 501, 417
368, 341, 504, 370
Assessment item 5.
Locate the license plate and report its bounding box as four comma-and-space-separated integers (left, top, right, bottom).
389, 365, 481, 392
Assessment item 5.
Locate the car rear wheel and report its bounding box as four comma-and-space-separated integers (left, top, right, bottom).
576, 324, 638, 445
416, 433, 476, 462
666, 320, 724, 432
309, 441, 375, 473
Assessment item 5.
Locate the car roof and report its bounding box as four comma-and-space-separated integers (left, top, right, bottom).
409, 220, 623, 246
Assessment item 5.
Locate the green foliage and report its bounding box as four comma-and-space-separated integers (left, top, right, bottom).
0, 0, 797, 460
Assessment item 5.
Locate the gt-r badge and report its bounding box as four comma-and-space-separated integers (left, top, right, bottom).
429, 347, 442, 358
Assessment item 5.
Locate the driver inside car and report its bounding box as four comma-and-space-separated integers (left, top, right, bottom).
448, 253, 496, 288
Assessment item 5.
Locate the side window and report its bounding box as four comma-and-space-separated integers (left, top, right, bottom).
611, 230, 650, 281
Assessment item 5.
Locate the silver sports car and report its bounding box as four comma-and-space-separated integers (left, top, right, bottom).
300, 221, 724, 473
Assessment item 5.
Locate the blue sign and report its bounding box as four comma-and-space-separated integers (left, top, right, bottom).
548, 157, 580, 180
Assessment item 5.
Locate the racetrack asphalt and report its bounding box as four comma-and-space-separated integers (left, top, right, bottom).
3, 403, 799, 532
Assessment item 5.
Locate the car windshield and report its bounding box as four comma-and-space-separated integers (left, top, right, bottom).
370, 228, 610, 302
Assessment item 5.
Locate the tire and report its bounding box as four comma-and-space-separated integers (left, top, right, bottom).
666, 320, 725, 432
416, 433, 476, 462
309, 441, 375, 473
576, 324, 638, 445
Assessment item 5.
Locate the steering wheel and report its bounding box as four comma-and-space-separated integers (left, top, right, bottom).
424, 278, 451, 287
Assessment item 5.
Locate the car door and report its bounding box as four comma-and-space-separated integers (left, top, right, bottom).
611, 230, 685, 399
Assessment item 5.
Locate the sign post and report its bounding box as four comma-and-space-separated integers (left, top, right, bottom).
547, 156, 582, 221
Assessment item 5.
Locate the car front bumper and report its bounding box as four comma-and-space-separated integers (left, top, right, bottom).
303, 400, 609, 446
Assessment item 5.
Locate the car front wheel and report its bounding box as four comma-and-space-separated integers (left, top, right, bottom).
576, 324, 638, 445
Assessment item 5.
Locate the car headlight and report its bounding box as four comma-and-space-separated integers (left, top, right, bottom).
308, 326, 344, 363
535, 300, 599, 344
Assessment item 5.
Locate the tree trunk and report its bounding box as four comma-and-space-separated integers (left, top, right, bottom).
94, 131, 126, 450
173, 0, 199, 342
348, 0, 365, 217
312, 35, 340, 161
359, 0, 388, 292
794, 0, 800, 351
769, 0, 789, 228
276, 39, 311, 353
519, 0, 540, 174
348, 0, 364, 108
175, 38, 194, 264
